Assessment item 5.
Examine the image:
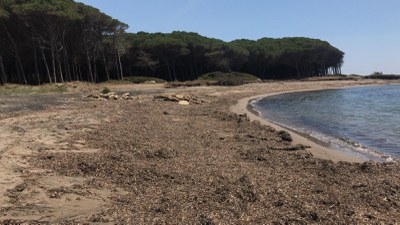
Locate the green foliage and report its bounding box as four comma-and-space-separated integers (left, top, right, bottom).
0, 0, 345, 85
0, 84, 67, 95
101, 87, 111, 94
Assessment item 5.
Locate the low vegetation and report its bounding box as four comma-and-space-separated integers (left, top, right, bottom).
0, 84, 68, 96
198, 72, 261, 86
166, 72, 261, 88
100, 87, 111, 94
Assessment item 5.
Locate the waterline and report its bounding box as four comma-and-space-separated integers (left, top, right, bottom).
251, 85, 400, 162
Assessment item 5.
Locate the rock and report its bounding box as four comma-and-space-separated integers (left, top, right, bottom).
179, 100, 190, 106
175, 94, 186, 100
145, 80, 156, 84
122, 93, 133, 100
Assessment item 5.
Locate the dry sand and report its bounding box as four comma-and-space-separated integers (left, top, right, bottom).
0, 79, 399, 224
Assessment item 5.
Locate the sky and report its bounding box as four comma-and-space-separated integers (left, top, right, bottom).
76, 0, 400, 75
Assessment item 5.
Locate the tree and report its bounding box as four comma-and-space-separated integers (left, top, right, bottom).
0, 1, 345, 85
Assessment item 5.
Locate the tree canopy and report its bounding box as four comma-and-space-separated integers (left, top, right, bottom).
0, 0, 344, 85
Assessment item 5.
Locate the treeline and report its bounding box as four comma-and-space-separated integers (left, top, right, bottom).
0, 0, 127, 85
126, 32, 344, 81
0, 0, 344, 85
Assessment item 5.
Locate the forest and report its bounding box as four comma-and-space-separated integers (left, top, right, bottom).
0, 0, 344, 85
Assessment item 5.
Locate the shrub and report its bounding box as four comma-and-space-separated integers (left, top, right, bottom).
366, 74, 400, 80
101, 87, 111, 94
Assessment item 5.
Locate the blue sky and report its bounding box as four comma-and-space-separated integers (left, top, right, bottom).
76, 0, 400, 75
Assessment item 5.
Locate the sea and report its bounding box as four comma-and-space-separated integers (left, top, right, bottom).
251, 84, 400, 162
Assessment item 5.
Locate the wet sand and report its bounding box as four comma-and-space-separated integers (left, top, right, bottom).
231, 90, 367, 162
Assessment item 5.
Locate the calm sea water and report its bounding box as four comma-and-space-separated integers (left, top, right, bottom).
252, 85, 400, 161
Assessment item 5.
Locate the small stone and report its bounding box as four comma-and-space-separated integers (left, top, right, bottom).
175, 94, 185, 99
179, 100, 190, 106
310, 212, 319, 221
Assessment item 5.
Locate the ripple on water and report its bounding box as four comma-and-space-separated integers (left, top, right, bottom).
252, 85, 400, 162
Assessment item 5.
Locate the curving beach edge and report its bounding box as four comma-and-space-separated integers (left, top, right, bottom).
230, 85, 393, 163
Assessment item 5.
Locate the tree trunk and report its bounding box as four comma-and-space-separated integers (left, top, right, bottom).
117, 50, 123, 80
63, 49, 71, 82
295, 61, 300, 79
0, 53, 6, 85
172, 61, 177, 81
51, 42, 57, 83
86, 49, 94, 82
40, 46, 52, 83
93, 54, 98, 83
71, 56, 77, 81
33, 47, 40, 85
115, 54, 120, 80
4, 24, 27, 84
166, 61, 172, 81
18, 59, 27, 84
77, 62, 82, 81
103, 52, 110, 81
56, 50, 64, 83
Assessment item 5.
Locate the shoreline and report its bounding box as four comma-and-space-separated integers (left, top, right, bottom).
231, 86, 378, 163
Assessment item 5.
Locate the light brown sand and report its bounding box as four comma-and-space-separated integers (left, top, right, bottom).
1, 79, 399, 224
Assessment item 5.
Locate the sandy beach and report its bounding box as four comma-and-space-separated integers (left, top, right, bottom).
0, 79, 399, 224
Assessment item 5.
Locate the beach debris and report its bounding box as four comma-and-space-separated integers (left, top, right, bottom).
154, 93, 208, 105
86, 92, 134, 101
309, 211, 319, 221
269, 144, 309, 151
